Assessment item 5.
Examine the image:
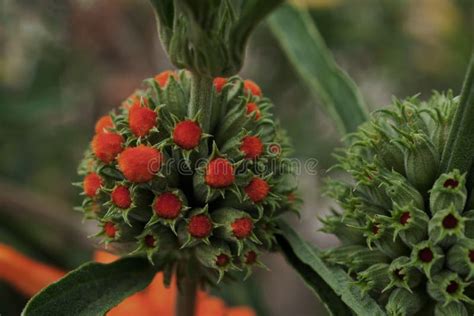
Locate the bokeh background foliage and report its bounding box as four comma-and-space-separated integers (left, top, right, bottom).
0, 0, 472, 315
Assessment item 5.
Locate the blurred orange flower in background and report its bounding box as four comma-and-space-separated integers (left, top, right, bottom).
0, 244, 255, 316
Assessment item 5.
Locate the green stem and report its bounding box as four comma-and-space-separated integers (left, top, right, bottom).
176, 278, 197, 316
188, 72, 213, 133
440, 54, 474, 175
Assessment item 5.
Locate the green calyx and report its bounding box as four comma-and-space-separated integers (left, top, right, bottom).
76, 70, 298, 285
149, 0, 283, 77
323, 91, 474, 314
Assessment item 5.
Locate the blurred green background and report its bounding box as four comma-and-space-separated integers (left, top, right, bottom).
1, 0, 472, 315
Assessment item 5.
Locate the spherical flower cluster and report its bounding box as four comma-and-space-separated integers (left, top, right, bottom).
77, 70, 298, 283
323, 92, 474, 315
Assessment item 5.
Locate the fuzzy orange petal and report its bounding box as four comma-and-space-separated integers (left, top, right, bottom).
93, 250, 119, 264
196, 295, 227, 316
142, 273, 177, 316
0, 244, 65, 297
93, 251, 168, 316
107, 292, 156, 316
226, 307, 257, 316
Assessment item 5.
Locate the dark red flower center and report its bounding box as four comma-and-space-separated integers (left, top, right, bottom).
393, 269, 404, 280
418, 247, 434, 263
399, 212, 411, 225
216, 254, 230, 267
145, 235, 156, 248
469, 250, 474, 263
442, 214, 458, 229
446, 281, 459, 294
245, 251, 257, 265
443, 178, 459, 189
371, 224, 380, 235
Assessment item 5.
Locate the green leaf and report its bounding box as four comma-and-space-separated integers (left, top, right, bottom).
268, 4, 368, 136
22, 256, 160, 316
441, 54, 474, 177
276, 220, 386, 316
231, 0, 284, 61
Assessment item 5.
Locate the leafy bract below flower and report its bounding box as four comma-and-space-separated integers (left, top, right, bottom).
323, 92, 474, 315
77, 70, 299, 284
0, 243, 255, 316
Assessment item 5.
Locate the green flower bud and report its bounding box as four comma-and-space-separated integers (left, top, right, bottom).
401, 132, 439, 194
324, 245, 364, 266
369, 120, 406, 175
319, 213, 365, 245
447, 238, 474, 280
134, 225, 176, 262
463, 210, 474, 238
428, 205, 465, 246
385, 288, 426, 316
195, 241, 236, 282
384, 256, 422, 292
211, 207, 258, 254
362, 218, 408, 258
379, 169, 424, 210
429, 170, 467, 215
355, 263, 390, 294
385, 201, 429, 246
150, 1, 281, 77
434, 302, 468, 316
410, 240, 445, 278
324, 243, 389, 274
177, 206, 215, 248
427, 271, 473, 305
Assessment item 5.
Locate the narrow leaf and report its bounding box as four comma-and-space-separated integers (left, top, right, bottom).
268, 4, 368, 135
232, 0, 284, 56
22, 256, 160, 316
277, 220, 386, 316
441, 54, 474, 175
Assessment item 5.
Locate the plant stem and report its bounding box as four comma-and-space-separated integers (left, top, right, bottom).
176, 277, 197, 316
189, 72, 213, 133
440, 54, 474, 174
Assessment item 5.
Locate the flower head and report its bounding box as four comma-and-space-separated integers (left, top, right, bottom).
77, 70, 297, 285
244, 80, 262, 97
240, 136, 263, 159
173, 120, 202, 150
92, 132, 123, 163
95, 115, 114, 134
83, 173, 102, 197
117, 145, 162, 183
323, 92, 473, 313
128, 103, 157, 137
